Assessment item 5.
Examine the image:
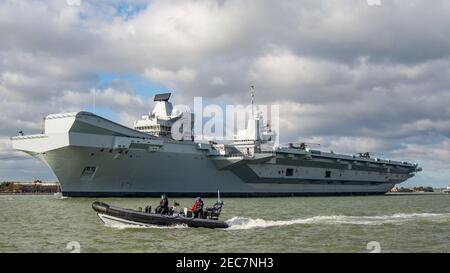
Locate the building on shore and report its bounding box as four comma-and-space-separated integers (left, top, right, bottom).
0, 180, 60, 194
390, 186, 434, 193
443, 184, 450, 194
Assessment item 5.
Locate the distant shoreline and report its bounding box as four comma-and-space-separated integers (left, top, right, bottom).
0, 192, 60, 196
386, 192, 448, 196
0, 192, 447, 197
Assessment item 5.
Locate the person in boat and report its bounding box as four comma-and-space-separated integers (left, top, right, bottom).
156, 194, 169, 215
191, 197, 204, 218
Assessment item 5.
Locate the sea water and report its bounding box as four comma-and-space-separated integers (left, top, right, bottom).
0, 194, 448, 252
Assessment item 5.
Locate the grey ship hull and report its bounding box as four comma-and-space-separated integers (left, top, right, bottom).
12, 112, 419, 197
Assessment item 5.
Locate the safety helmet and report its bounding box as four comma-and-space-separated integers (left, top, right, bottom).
161, 194, 166, 199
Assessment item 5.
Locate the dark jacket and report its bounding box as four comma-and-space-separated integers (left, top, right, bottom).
198, 199, 204, 211
160, 197, 169, 209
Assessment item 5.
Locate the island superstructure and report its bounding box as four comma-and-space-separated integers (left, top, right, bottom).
11, 93, 421, 197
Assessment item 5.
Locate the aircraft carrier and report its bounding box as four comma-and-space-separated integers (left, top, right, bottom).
11, 93, 421, 197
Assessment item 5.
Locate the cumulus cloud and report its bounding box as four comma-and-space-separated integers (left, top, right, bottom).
144, 67, 196, 87
1, 0, 450, 187
250, 52, 352, 88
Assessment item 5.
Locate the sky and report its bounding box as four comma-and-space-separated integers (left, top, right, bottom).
0, 0, 450, 187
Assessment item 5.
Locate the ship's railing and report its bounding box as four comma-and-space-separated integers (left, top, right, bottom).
10, 134, 48, 140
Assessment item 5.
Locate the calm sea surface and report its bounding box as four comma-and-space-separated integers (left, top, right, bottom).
0, 194, 449, 253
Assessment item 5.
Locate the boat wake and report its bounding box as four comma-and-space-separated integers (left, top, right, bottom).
226, 213, 450, 230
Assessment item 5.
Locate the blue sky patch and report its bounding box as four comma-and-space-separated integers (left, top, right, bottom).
115, 2, 148, 21
96, 72, 169, 98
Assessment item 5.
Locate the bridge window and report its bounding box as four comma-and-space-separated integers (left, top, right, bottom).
325, 171, 331, 178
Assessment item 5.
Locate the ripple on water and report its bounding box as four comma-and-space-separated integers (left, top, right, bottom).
1, 195, 449, 252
